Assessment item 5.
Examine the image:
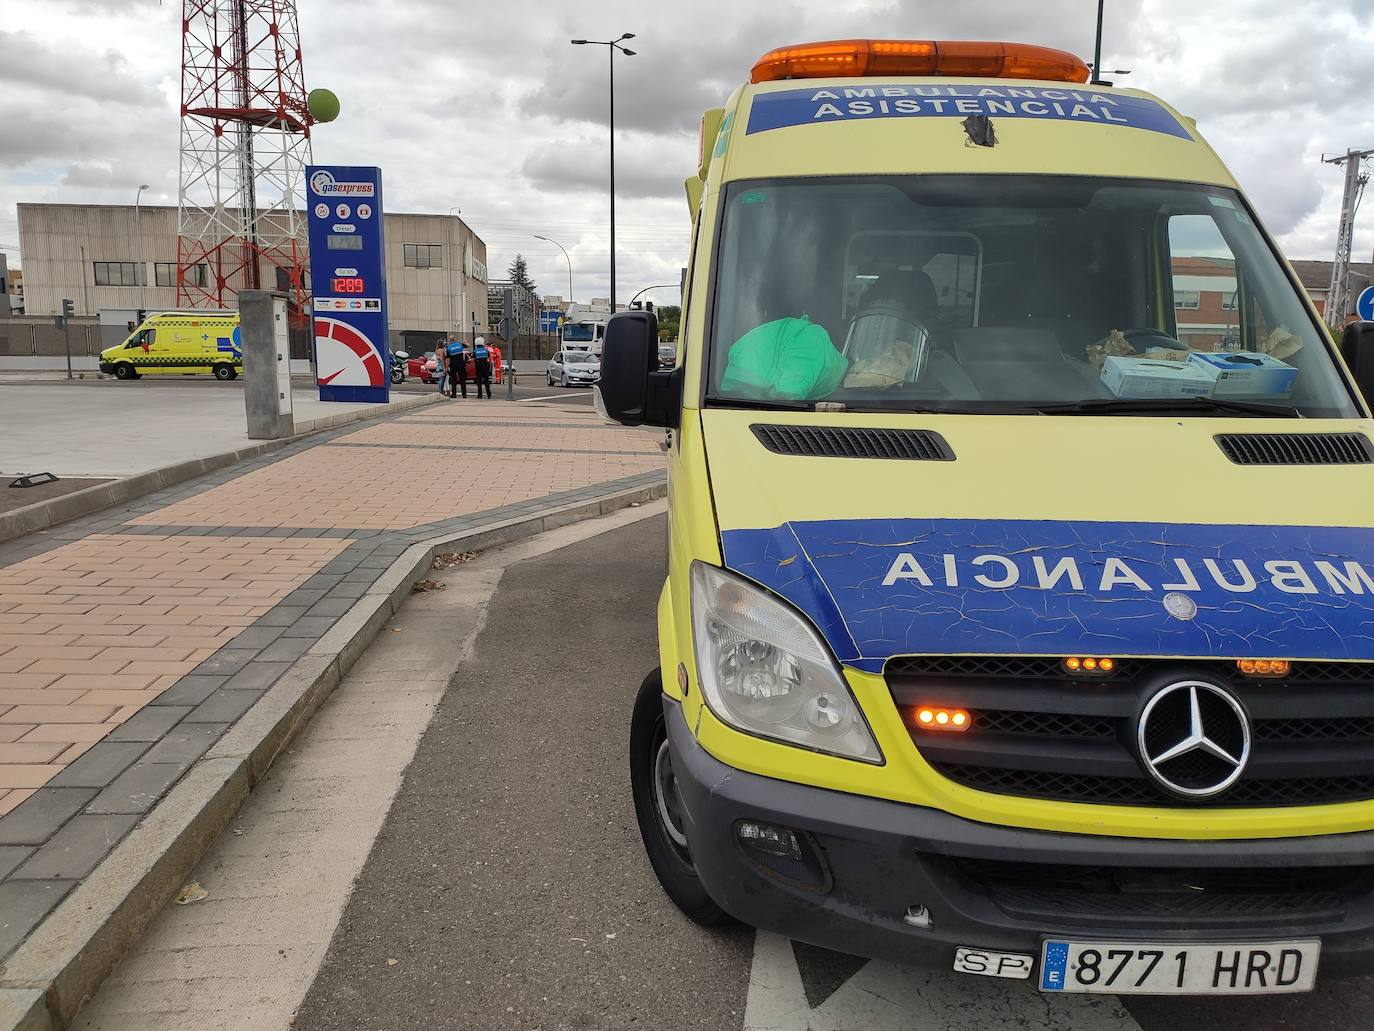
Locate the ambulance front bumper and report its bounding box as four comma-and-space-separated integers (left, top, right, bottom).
665, 698, 1374, 978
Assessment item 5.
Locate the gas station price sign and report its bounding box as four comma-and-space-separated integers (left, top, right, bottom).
305, 165, 390, 402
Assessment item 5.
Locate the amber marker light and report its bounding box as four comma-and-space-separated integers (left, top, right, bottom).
915, 707, 970, 732
1063, 657, 1117, 676
1238, 659, 1291, 678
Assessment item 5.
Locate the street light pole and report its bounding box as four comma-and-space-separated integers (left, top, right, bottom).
1092, 0, 1104, 82
135, 183, 150, 315
447, 205, 461, 338
629, 284, 677, 306
534, 234, 574, 302
571, 33, 635, 311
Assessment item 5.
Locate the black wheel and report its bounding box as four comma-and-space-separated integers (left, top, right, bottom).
391, 368, 404, 384
630, 670, 729, 925
213, 363, 234, 381
548, 373, 555, 386
113, 363, 135, 380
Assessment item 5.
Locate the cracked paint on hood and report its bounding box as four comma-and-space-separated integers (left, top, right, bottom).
721, 518, 1374, 672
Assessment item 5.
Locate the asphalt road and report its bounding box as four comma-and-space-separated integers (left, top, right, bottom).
77, 512, 1374, 1030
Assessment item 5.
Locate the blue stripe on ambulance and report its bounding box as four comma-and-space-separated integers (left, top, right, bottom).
745, 84, 1192, 139
720, 518, 1374, 673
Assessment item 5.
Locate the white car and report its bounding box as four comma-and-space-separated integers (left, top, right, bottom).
547, 349, 601, 387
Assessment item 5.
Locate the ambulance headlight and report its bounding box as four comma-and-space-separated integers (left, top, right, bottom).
690, 562, 882, 763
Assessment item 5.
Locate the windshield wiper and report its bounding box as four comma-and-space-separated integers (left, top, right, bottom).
1034, 396, 1301, 418
705, 395, 815, 411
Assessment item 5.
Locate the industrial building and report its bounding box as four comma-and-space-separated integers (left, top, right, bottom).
14, 203, 489, 355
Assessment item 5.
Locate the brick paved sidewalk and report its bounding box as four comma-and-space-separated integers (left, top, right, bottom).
0, 399, 663, 959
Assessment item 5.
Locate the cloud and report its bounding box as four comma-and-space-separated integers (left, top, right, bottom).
0, 29, 162, 106
6, 0, 1374, 303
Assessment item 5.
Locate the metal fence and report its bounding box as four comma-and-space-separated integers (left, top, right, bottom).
0, 316, 104, 356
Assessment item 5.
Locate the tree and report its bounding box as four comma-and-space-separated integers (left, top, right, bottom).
508, 253, 537, 295
655, 305, 681, 342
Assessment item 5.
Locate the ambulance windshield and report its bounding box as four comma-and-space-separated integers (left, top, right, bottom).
706, 176, 1359, 418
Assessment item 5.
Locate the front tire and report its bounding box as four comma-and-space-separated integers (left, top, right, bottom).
630, 670, 728, 926
113, 363, 135, 380
391, 368, 404, 384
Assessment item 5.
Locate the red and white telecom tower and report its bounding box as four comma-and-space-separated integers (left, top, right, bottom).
176, 0, 314, 320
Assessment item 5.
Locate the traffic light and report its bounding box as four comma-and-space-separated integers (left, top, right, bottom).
61, 298, 74, 319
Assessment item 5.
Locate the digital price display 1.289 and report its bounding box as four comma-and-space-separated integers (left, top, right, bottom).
331, 277, 365, 294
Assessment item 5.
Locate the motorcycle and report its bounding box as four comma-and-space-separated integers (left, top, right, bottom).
390, 349, 408, 385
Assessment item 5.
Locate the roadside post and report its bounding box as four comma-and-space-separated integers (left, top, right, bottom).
57, 298, 74, 379
240, 290, 296, 439
503, 287, 516, 399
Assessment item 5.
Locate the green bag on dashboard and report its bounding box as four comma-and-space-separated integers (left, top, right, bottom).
719, 316, 847, 401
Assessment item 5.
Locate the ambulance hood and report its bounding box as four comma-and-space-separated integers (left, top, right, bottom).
700, 409, 1374, 673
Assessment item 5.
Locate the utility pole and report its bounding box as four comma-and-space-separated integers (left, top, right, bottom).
1323, 148, 1374, 329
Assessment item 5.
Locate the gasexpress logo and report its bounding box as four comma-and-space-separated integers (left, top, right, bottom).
309, 170, 375, 198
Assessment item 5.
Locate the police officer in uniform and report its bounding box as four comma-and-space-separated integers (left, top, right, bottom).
472, 336, 493, 399
445, 337, 468, 398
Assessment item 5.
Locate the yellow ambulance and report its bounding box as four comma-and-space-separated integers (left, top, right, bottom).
99, 311, 242, 380
599, 39, 1374, 996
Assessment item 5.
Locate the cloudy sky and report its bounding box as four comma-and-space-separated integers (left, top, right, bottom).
4, 0, 1374, 307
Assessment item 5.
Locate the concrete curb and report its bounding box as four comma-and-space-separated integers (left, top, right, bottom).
0, 393, 441, 546
0, 476, 666, 1031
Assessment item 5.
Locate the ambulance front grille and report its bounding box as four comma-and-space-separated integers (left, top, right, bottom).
886, 656, 1374, 808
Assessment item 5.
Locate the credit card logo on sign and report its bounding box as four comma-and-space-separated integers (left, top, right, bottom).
1041, 941, 1069, 991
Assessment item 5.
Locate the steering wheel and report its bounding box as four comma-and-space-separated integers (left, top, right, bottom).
1119, 328, 1187, 352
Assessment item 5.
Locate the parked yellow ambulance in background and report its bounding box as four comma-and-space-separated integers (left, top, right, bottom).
598, 38, 1374, 998
99, 311, 242, 380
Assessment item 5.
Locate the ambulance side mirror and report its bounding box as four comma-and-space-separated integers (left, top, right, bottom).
599, 311, 681, 428
1340, 322, 1374, 409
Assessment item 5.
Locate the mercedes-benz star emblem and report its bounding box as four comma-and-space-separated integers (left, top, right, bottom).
1137, 680, 1251, 799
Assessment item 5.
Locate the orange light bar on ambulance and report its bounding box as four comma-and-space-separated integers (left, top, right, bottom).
914, 706, 971, 732
750, 39, 1091, 85
1064, 656, 1117, 675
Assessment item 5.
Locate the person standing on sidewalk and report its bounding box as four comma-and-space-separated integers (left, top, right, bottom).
472, 336, 493, 399
435, 343, 448, 396
446, 337, 469, 399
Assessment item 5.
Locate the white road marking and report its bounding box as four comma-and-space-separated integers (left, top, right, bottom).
744, 931, 1143, 1031
518, 392, 569, 402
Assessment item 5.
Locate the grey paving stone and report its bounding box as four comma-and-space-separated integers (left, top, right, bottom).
302, 573, 344, 591
105, 705, 192, 742
325, 582, 370, 600
84, 764, 188, 816
255, 606, 309, 627
254, 636, 313, 663
47, 742, 151, 788
341, 569, 378, 583
280, 616, 336, 638
0, 845, 33, 880
149, 675, 228, 707
291, 527, 327, 539
0, 880, 74, 960
283, 588, 329, 607
183, 687, 267, 725
11, 814, 139, 878
319, 556, 362, 575
139, 723, 226, 767
228, 624, 287, 650
223, 661, 290, 693
191, 648, 261, 676
305, 597, 354, 618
